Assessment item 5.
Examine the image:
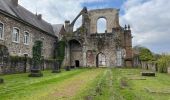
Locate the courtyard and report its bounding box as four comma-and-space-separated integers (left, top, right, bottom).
0, 68, 170, 100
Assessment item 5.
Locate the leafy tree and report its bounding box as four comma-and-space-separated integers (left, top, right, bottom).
133, 45, 153, 61
139, 48, 153, 61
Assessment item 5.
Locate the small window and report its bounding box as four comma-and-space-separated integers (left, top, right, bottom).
24, 32, 30, 45
12, 28, 20, 43
0, 23, 4, 39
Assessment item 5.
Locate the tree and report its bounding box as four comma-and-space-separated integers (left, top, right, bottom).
134, 45, 153, 61
139, 48, 153, 61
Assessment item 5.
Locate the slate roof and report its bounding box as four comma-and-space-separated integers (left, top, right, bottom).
52, 24, 64, 35
0, 0, 62, 37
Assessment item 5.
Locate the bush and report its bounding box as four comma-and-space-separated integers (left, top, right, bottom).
157, 55, 170, 73
0, 78, 4, 83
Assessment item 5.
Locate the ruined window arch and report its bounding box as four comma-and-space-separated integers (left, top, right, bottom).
97, 17, 107, 33
96, 52, 106, 67
73, 15, 82, 32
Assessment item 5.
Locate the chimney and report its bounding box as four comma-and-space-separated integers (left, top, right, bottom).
65, 20, 70, 32
37, 14, 42, 20
11, 0, 18, 6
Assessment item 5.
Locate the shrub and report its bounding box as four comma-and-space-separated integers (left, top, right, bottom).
157, 55, 170, 73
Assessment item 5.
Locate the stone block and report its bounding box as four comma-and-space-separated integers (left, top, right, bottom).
141, 72, 155, 77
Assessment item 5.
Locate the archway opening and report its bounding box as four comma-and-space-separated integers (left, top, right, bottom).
96, 53, 106, 67
97, 18, 107, 33
68, 39, 82, 67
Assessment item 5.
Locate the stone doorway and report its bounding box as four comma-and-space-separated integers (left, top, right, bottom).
68, 39, 82, 67
96, 53, 106, 67
75, 60, 80, 67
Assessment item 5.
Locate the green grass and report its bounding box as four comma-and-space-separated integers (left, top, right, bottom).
111, 69, 170, 100
0, 68, 170, 100
74, 68, 170, 100
0, 68, 105, 100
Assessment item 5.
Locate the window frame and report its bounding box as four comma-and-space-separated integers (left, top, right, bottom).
0, 22, 4, 40
23, 31, 30, 45
12, 27, 20, 43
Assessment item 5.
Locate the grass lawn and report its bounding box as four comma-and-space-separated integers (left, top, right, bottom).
76, 68, 170, 100
0, 68, 170, 100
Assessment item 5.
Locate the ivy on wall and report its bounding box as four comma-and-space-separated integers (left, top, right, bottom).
32, 40, 43, 67
54, 40, 66, 62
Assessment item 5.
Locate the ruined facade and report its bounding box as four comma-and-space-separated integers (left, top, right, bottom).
0, 0, 133, 72
64, 7, 133, 67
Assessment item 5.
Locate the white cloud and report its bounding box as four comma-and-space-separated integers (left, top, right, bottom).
19, 0, 105, 24
19, 0, 83, 24
120, 0, 170, 53
19, 0, 170, 53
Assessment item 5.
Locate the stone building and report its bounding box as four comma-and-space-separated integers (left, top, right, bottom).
64, 7, 133, 67
0, 0, 65, 74
0, 0, 133, 73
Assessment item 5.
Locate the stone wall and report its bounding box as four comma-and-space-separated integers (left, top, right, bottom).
0, 13, 56, 59
0, 58, 54, 74
89, 8, 120, 33
64, 8, 133, 68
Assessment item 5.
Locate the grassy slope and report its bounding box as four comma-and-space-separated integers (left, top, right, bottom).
0, 68, 105, 100
0, 68, 170, 100
76, 68, 170, 100
112, 69, 170, 100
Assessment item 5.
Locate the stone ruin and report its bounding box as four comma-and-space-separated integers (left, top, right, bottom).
63, 7, 133, 67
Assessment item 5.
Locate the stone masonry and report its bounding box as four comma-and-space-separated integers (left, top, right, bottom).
64, 7, 133, 67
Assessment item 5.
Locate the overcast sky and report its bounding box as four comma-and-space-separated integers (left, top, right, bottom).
19, 0, 170, 54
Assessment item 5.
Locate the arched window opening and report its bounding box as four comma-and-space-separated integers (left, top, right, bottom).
97, 18, 107, 33
96, 53, 106, 67
73, 15, 82, 32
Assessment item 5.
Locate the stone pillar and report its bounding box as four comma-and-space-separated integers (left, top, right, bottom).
82, 44, 87, 67
65, 44, 71, 71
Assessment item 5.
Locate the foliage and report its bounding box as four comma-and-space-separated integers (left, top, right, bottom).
55, 40, 66, 62
157, 55, 170, 73
32, 40, 43, 67
134, 46, 153, 61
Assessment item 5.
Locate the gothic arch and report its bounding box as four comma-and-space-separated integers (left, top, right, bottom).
96, 52, 106, 67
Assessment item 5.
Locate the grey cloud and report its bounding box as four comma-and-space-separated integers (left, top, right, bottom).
120, 0, 170, 53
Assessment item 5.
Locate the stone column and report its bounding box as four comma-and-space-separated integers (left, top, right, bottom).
82, 44, 87, 67
65, 43, 70, 66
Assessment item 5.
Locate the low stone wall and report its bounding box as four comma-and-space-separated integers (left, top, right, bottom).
141, 61, 157, 72
168, 67, 170, 74
0, 59, 54, 75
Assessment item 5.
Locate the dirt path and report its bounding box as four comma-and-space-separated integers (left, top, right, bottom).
35, 68, 104, 100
